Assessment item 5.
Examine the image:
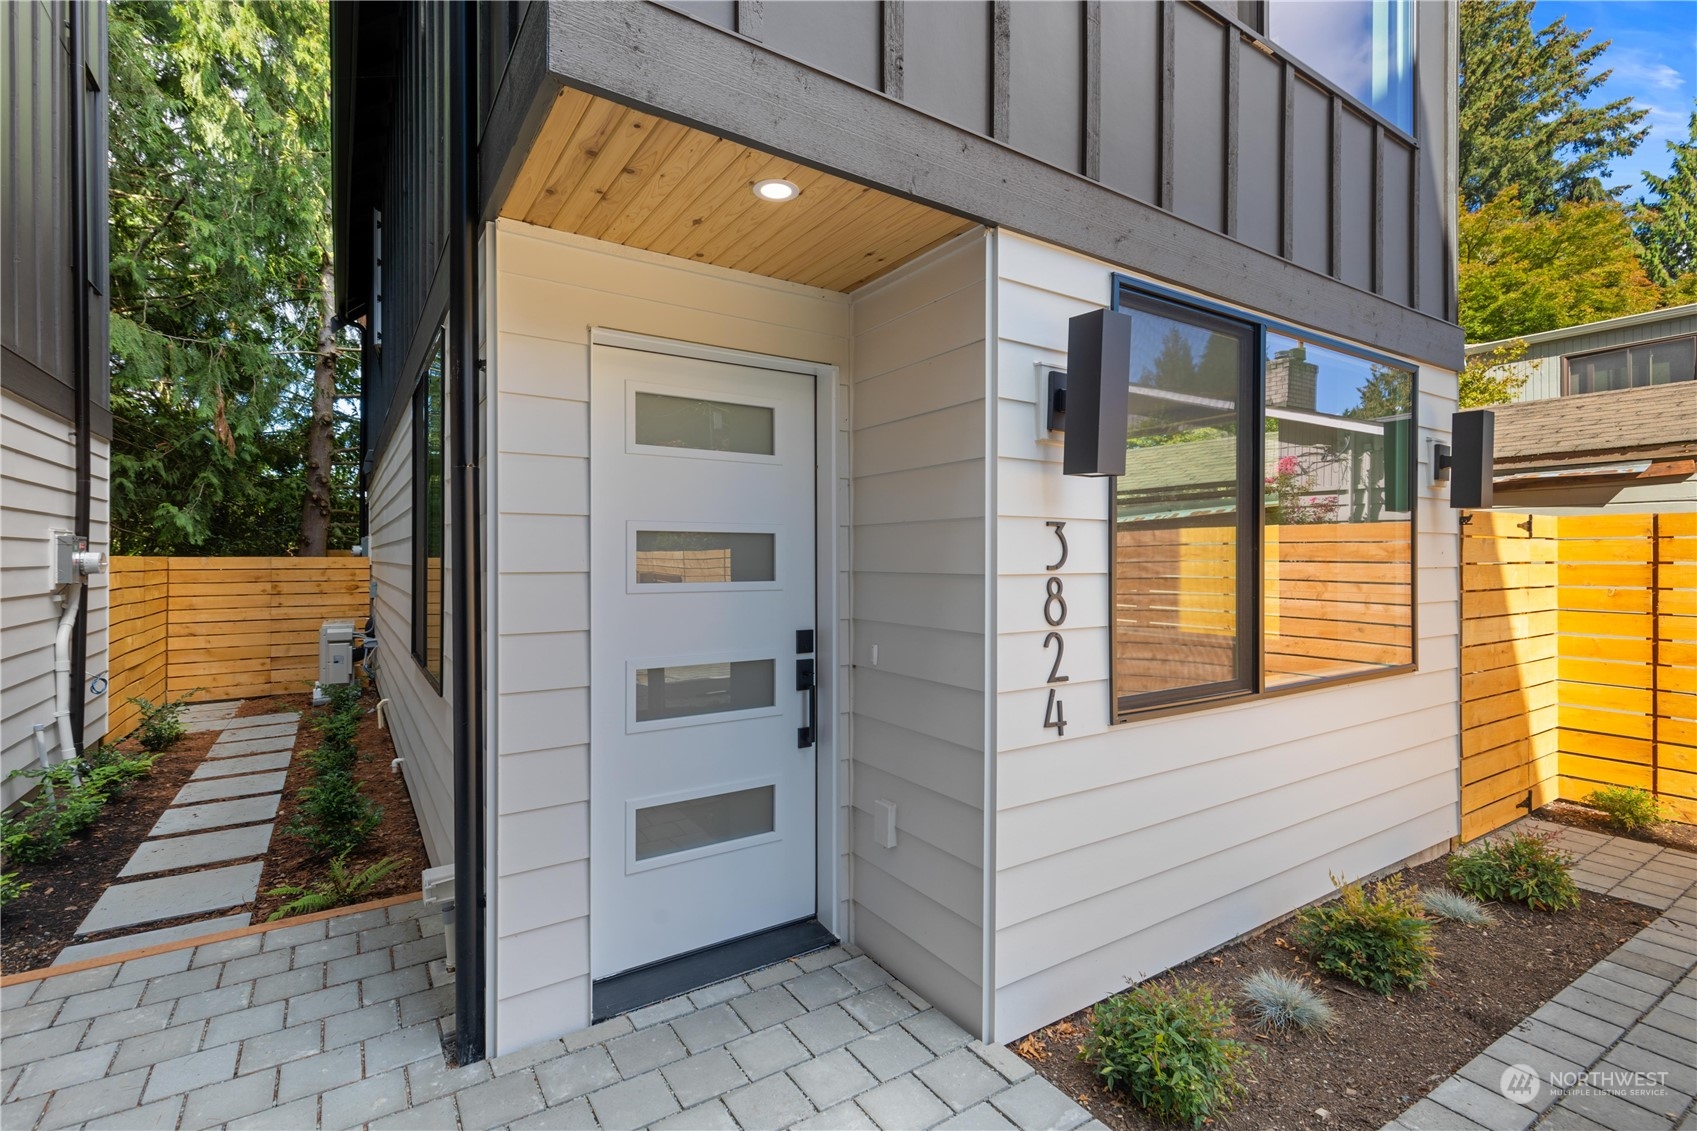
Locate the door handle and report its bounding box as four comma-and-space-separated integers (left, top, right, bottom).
796, 657, 817, 748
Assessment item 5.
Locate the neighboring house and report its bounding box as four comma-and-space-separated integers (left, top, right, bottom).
0, 1, 111, 809
1468, 306, 1697, 511
331, 0, 1466, 1060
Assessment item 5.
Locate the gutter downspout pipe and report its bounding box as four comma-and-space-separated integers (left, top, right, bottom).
448, 0, 488, 1065
68, 1, 94, 762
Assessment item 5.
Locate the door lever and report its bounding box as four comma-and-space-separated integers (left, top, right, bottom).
796, 657, 817, 748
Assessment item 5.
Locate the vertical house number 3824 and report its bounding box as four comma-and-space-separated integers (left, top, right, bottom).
1042, 521, 1068, 736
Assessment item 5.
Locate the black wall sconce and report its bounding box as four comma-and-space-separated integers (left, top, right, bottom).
1437, 408, 1495, 509
1059, 308, 1132, 477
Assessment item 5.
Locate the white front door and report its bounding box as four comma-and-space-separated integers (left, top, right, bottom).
589, 342, 818, 978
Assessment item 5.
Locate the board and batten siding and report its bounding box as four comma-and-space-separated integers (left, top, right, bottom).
488, 219, 852, 1054
1, 389, 110, 807
989, 232, 1461, 1042
847, 231, 991, 1035
368, 408, 456, 868
1501, 308, 1697, 403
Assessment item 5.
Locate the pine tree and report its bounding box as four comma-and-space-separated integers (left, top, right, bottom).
1635, 108, 1697, 287
1459, 1, 1648, 212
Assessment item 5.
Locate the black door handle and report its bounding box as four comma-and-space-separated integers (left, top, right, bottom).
796, 657, 817, 748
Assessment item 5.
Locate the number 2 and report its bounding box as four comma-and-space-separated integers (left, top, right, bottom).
1043, 631, 1069, 683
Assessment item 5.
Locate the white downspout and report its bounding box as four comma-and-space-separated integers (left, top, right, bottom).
53, 577, 84, 771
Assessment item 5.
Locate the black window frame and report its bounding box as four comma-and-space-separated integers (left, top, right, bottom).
411, 327, 447, 691
1109, 275, 1420, 722
1561, 333, 1697, 396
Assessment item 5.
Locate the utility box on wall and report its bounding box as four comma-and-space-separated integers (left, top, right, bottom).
319, 619, 356, 687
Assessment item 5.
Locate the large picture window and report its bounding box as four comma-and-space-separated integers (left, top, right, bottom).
412, 330, 446, 686
1112, 283, 1415, 718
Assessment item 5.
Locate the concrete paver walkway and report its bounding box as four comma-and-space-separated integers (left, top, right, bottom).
1387, 818, 1697, 1131
0, 909, 1103, 1131
61, 707, 301, 963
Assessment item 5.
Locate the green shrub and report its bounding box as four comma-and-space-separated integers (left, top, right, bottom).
307, 742, 356, 777
1420, 887, 1497, 927
315, 711, 360, 749
130, 692, 196, 752
1292, 874, 1434, 995
1585, 786, 1664, 832
1448, 831, 1580, 912
266, 853, 400, 921
1081, 977, 1254, 1127
1238, 969, 1336, 1032
325, 683, 363, 714
285, 769, 381, 857
0, 871, 29, 906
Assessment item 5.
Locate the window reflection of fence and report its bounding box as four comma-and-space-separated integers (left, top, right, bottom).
106, 557, 370, 739
636, 548, 734, 584
1113, 520, 1413, 698
1459, 513, 1696, 840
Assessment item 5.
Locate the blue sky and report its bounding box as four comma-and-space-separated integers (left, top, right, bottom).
1531, 1, 1696, 194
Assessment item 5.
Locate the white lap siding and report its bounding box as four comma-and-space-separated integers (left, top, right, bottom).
368, 410, 455, 867
0, 390, 110, 808
847, 231, 992, 1035
488, 220, 852, 1054
989, 232, 1461, 1042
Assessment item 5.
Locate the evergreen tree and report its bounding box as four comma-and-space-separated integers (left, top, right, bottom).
109, 0, 354, 555
1635, 108, 1697, 287
1459, 1, 1647, 212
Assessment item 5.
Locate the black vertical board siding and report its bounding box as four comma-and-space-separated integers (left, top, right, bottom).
1083, 1, 1101, 181
1098, 0, 1161, 205
761, 1, 882, 92
1008, 1, 1084, 174
902, 0, 991, 137
882, 1, 904, 99
1337, 108, 1374, 292
1171, 4, 1225, 231
1288, 77, 1330, 275
1235, 38, 1282, 256
1381, 135, 1412, 307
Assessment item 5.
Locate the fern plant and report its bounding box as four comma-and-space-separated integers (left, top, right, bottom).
0, 872, 30, 907
265, 854, 401, 921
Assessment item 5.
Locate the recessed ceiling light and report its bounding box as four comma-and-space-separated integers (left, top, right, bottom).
753, 178, 800, 202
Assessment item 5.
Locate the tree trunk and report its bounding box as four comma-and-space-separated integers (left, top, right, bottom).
297, 248, 338, 556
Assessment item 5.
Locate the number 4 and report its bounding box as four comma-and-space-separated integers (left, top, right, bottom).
1043, 688, 1067, 737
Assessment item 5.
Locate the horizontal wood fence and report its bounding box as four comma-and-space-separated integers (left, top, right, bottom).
104, 557, 369, 739
1460, 512, 1696, 840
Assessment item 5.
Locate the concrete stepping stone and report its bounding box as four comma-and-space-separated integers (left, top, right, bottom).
208, 734, 298, 759
182, 704, 242, 732
151, 795, 280, 837
77, 862, 263, 935
174, 772, 287, 806
119, 826, 275, 877
55, 914, 251, 965
192, 752, 292, 780
209, 721, 298, 744
214, 712, 301, 732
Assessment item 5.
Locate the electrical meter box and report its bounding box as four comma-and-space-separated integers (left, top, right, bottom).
318, 620, 357, 687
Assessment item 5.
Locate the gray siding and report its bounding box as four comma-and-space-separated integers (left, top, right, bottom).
1, 391, 110, 808
369, 409, 455, 868
990, 232, 1460, 1043
1492, 310, 1697, 403
849, 232, 990, 1035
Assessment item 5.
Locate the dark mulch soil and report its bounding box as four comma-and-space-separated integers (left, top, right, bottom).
1534, 798, 1697, 854
1017, 857, 1659, 1131
1, 686, 428, 975
1, 730, 218, 972
253, 689, 429, 924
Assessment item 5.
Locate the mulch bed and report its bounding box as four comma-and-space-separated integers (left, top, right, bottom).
1, 729, 218, 972
252, 689, 429, 924
1017, 856, 1659, 1131
1534, 798, 1697, 854
0, 685, 428, 975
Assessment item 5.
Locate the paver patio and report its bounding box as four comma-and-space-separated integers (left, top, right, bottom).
3, 815, 1691, 1130
1385, 818, 1697, 1131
